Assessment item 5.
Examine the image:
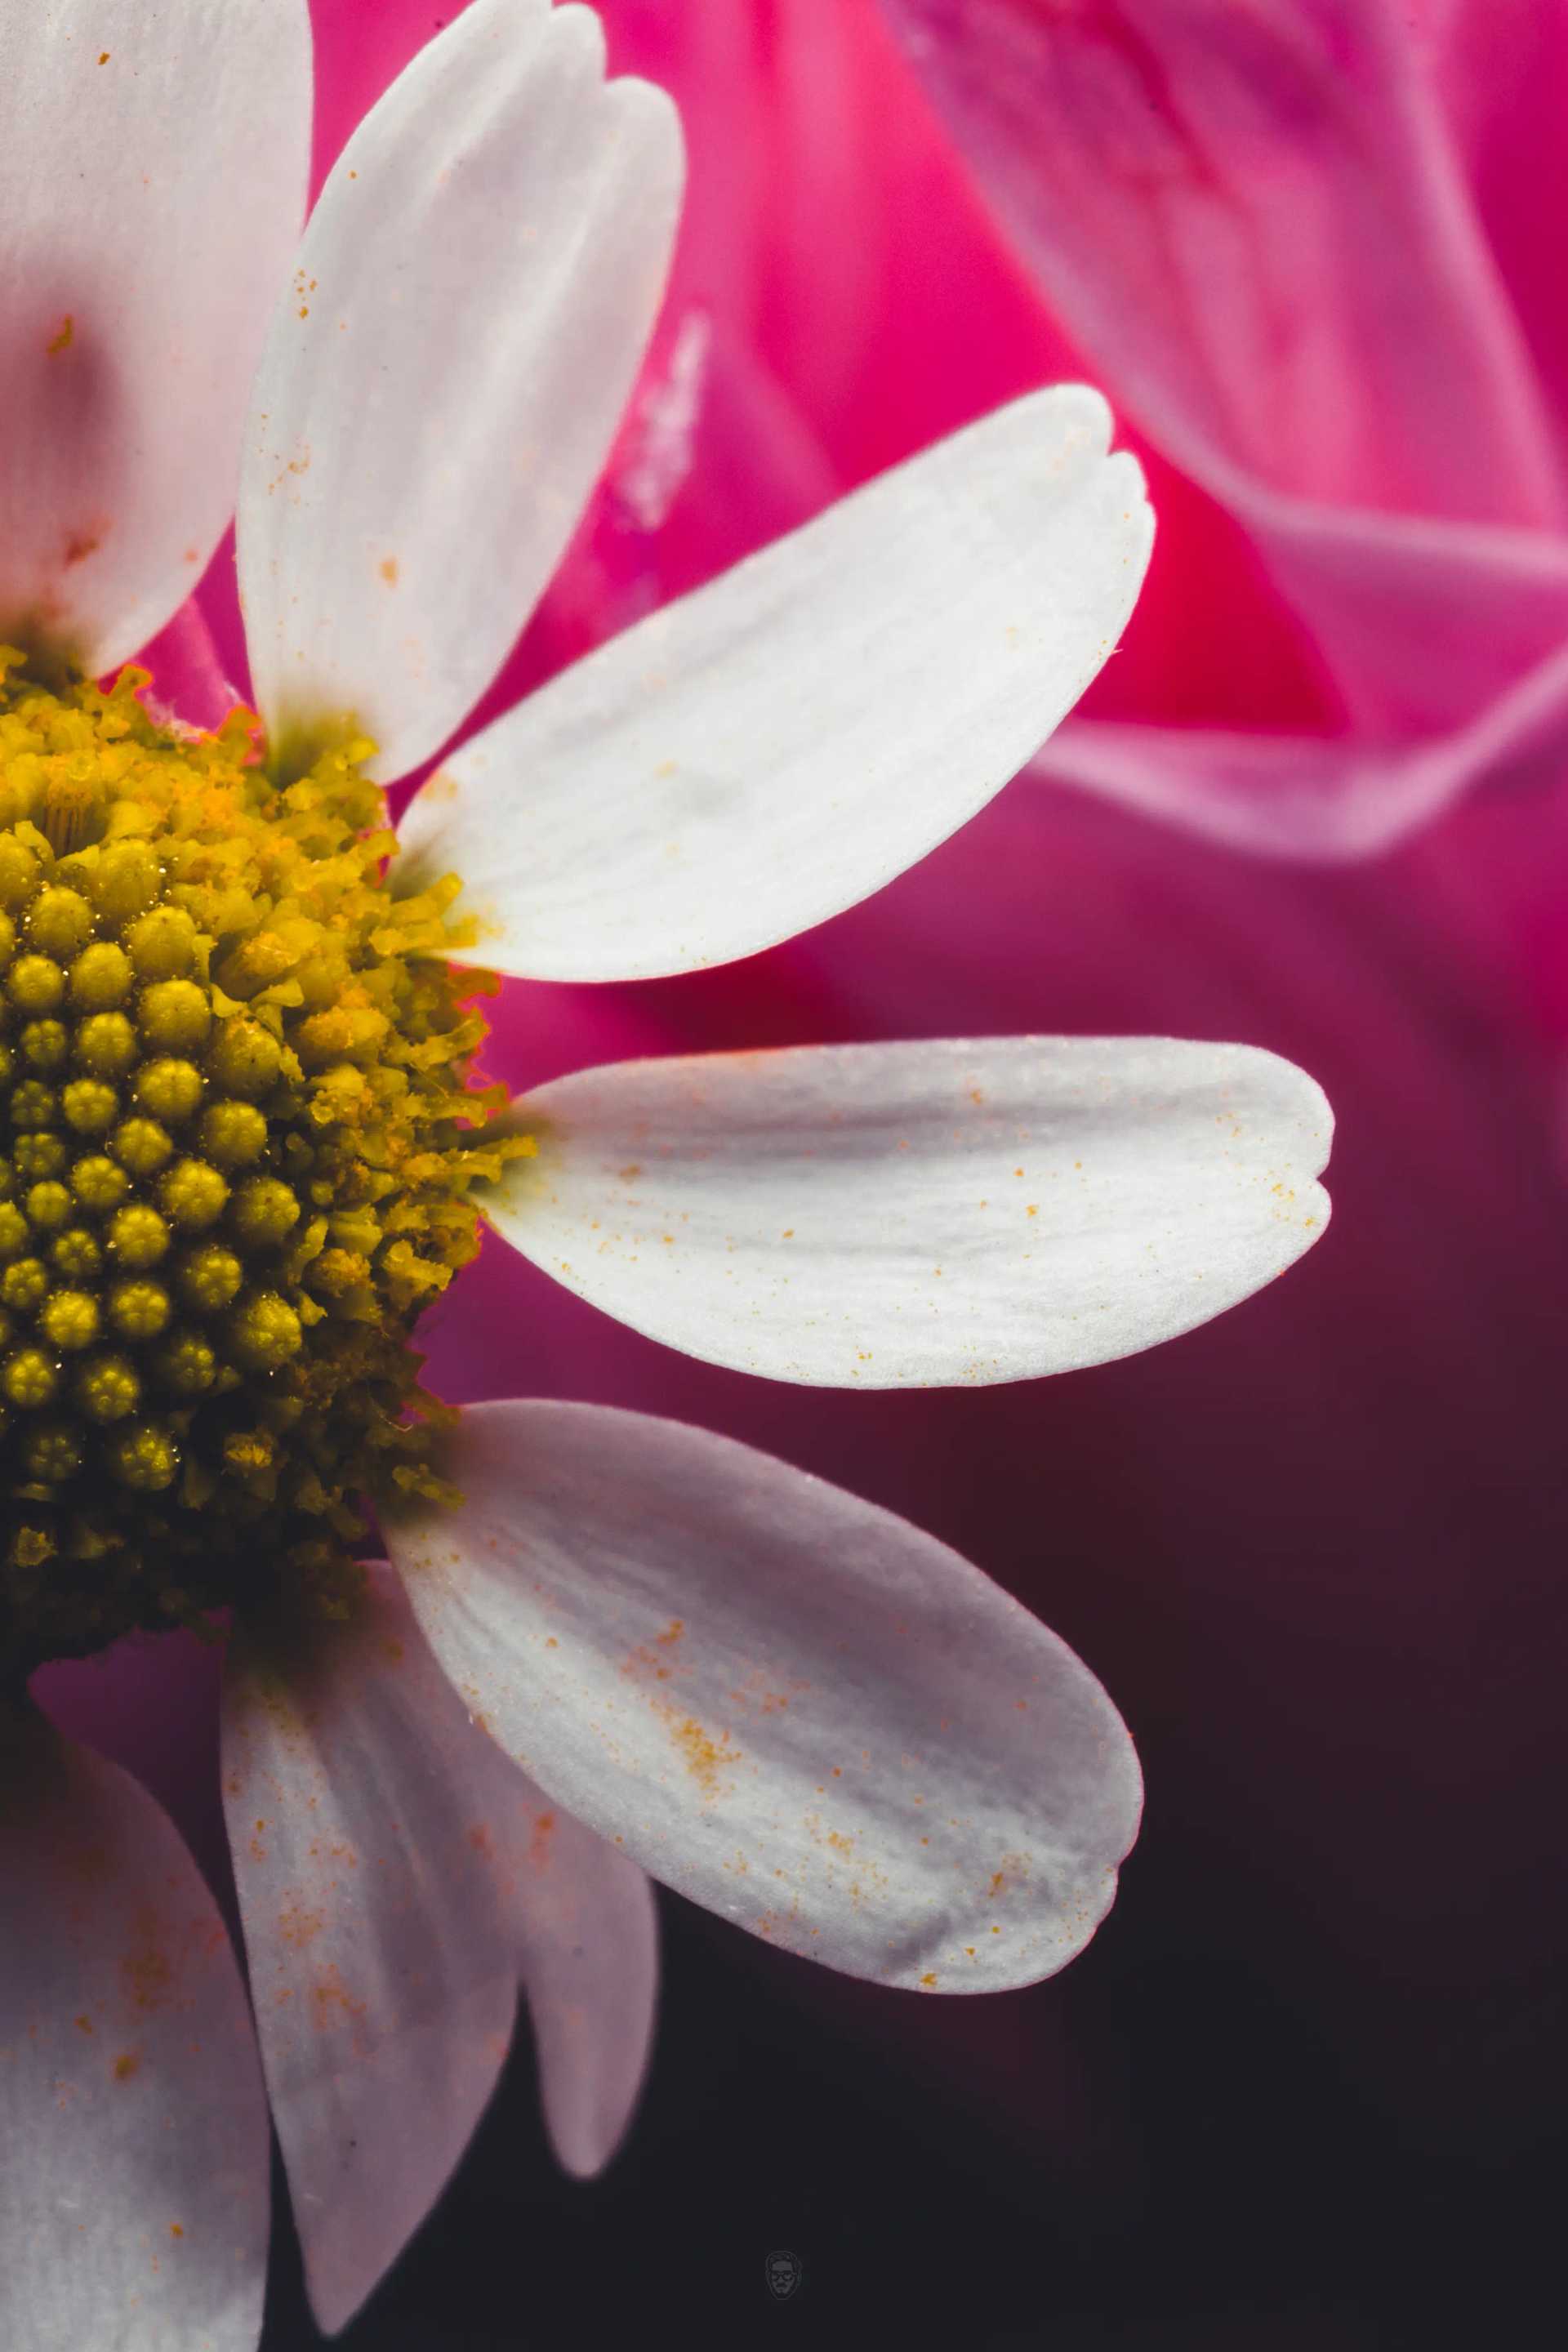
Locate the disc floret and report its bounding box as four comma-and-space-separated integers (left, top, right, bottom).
0, 650, 525, 1681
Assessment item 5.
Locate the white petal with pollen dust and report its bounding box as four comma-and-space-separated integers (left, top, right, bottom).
222, 1570, 519, 2338
0, 1716, 269, 2352
385, 1401, 1142, 1993
482, 1037, 1332, 1385
0, 0, 310, 671
395, 386, 1152, 977
238, 0, 682, 784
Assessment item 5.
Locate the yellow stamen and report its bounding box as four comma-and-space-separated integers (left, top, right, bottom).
0, 653, 526, 1676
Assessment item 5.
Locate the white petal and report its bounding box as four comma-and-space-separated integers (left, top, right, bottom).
396, 385, 1152, 976
476, 1760, 658, 2179
0, 0, 310, 672
222, 1571, 518, 2337
238, 0, 682, 784
385, 1401, 1142, 1993
481, 1037, 1332, 1386
0, 1715, 268, 2352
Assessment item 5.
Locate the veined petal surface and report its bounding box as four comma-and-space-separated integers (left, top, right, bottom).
385, 1401, 1143, 1993
395, 387, 1152, 977
0, 1716, 269, 2352
238, 0, 682, 783
0, 0, 311, 671
481, 1037, 1331, 1385
877, 0, 1564, 529
222, 1570, 517, 2337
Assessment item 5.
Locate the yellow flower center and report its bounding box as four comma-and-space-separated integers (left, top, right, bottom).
0, 650, 526, 1685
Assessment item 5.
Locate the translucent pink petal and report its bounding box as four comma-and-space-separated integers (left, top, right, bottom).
131, 601, 243, 737
1032, 620, 1568, 858
879, 0, 1564, 529
0, 1714, 269, 2352
1423, 0, 1568, 452
1250, 502, 1568, 737
221, 1572, 518, 2336
877, 0, 1568, 853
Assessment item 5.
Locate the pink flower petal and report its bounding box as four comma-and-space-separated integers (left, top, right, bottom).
131, 600, 243, 738
0, 1714, 269, 2352
1233, 497, 1568, 740
1035, 618, 1568, 859
880, 0, 1564, 529
879, 0, 1568, 851
1423, 0, 1568, 452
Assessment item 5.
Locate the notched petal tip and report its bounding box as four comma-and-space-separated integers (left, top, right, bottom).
404, 383, 1156, 983
484, 1037, 1336, 1388
238, 0, 684, 786
387, 1399, 1143, 1997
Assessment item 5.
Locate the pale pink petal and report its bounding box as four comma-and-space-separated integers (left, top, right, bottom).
385, 1401, 1142, 1993
221, 1571, 518, 2337
0, 1714, 269, 2352
0, 0, 311, 670
396, 390, 1152, 978
880, 0, 1564, 529
871, 2, 1568, 863
1035, 620, 1568, 858
480, 1037, 1330, 1386
1232, 495, 1568, 741
1423, 0, 1568, 453
133, 601, 243, 737
237, 0, 682, 783
474, 1757, 658, 2179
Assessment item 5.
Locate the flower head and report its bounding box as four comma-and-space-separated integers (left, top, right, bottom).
0, 3, 1331, 2344
0, 658, 521, 1679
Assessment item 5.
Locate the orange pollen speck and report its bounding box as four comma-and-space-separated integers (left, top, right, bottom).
667, 1712, 739, 1795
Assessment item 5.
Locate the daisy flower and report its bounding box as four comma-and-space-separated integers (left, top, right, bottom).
0, 3, 1332, 2345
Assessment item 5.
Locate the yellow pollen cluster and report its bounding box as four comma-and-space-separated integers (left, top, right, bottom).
0, 652, 526, 1682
